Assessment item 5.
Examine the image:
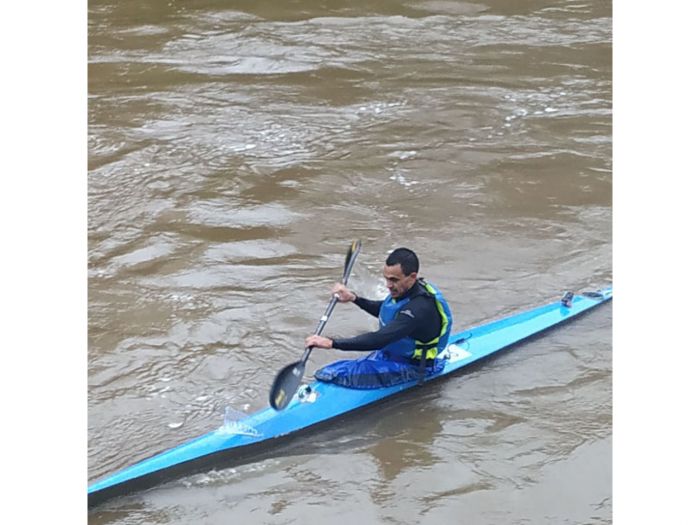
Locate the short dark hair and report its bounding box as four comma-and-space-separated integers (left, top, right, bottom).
386, 248, 419, 276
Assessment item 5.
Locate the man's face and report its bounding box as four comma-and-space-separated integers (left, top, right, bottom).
383, 264, 417, 299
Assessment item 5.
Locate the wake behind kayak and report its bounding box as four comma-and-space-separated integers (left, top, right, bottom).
88, 286, 612, 508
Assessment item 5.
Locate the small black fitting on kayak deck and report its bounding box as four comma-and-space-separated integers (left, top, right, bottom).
298, 385, 312, 399
561, 291, 574, 308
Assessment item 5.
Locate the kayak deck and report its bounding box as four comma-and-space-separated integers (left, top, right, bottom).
88, 286, 611, 507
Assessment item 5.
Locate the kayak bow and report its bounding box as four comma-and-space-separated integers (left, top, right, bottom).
88, 286, 612, 507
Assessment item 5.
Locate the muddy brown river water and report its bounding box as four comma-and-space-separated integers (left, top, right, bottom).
88, 1, 612, 523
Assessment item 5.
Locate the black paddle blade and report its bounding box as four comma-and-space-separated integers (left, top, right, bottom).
344, 240, 358, 270
342, 240, 362, 283
269, 360, 306, 410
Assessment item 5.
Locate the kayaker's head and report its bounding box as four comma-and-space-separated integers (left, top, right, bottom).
384, 248, 419, 299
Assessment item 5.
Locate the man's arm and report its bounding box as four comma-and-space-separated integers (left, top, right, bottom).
332, 295, 435, 351
353, 295, 382, 318
332, 313, 415, 351
332, 283, 382, 318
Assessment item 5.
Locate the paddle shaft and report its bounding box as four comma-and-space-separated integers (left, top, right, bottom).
269, 241, 362, 410
299, 294, 339, 366
299, 243, 360, 365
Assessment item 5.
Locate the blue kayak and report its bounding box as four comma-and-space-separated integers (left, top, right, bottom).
88, 286, 612, 507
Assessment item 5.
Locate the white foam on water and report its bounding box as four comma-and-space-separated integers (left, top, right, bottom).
217, 406, 262, 437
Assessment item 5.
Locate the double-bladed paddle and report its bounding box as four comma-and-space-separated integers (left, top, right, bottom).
269, 240, 362, 410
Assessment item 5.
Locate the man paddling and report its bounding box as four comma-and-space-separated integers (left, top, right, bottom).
305, 248, 453, 388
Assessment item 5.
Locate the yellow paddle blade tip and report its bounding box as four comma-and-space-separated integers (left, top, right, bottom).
274, 390, 286, 409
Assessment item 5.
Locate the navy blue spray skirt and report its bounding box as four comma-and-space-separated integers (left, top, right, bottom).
314, 350, 446, 389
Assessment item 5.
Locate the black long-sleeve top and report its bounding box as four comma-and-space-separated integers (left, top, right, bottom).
331, 281, 442, 351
